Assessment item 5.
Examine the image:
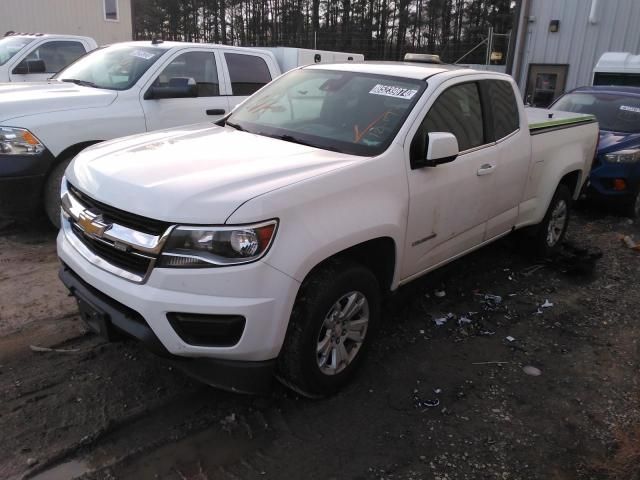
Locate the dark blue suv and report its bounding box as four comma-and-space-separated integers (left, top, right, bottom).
551, 86, 640, 217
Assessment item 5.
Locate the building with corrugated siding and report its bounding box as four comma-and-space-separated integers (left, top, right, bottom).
510, 0, 640, 106
0, 0, 132, 46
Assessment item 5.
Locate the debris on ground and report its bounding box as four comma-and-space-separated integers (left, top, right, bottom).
505, 336, 516, 342
521, 264, 545, 277
29, 345, 80, 354
480, 294, 503, 311
620, 234, 640, 251
433, 313, 454, 326
523, 365, 542, 376
413, 393, 440, 409
541, 299, 554, 308
434, 289, 446, 298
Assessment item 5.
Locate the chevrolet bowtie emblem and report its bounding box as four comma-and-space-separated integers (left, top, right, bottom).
77, 210, 111, 238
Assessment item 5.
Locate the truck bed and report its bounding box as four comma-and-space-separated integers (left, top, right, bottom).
526, 107, 596, 134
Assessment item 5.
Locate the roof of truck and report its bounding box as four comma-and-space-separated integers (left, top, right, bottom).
103, 40, 279, 56
4, 32, 93, 41
304, 61, 478, 80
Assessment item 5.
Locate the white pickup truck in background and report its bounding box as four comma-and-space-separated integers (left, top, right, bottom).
0, 40, 363, 225
57, 62, 599, 396
0, 33, 97, 82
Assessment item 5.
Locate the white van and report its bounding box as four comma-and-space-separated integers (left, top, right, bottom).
592, 52, 640, 87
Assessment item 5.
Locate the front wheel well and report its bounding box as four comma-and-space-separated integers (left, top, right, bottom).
302, 238, 397, 294
53, 141, 103, 169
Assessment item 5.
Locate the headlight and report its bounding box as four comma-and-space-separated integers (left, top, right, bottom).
0, 126, 45, 155
603, 149, 640, 164
158, 220, 278, 267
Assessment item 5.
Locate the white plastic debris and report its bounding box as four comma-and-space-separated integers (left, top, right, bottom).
541, 299, 554, 308
458, 316, 472, 326
434, 317, 448, 326
434, 289, 446, 298
505, 336, 516, 342
523, 365, 542, 376
434, 388, 442, 394
419, 329, 425, 334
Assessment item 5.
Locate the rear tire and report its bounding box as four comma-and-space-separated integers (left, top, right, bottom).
277, 259, 380, 397
44, 158, 72, 229
530, 184, 571, 257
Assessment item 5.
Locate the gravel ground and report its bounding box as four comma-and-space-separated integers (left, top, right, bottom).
0, 207, 638, 480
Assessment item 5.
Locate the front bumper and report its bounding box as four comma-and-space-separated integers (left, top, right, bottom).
587, 160, 640, 201
58, 228, 300, 359
59, 264, 278, 393
0, 150, 55, 216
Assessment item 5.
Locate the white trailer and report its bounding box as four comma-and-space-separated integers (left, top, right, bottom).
592, 52, 640, 87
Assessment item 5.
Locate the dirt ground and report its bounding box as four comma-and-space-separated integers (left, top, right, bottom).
0, 207, 639, 480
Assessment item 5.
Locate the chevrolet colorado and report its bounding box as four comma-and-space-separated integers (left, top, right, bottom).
58, 62, 599, 396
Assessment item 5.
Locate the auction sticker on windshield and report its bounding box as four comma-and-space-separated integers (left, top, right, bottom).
369, 84, 418, 99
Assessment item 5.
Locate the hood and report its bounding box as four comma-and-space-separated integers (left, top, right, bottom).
67, 123, 360, 224
0, 81, 117, 121
597, 130, 640, 155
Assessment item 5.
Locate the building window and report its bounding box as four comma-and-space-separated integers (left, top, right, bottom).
104, 0, 119, 21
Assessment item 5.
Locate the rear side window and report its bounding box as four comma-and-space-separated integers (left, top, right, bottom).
422, 82, 484, 152
224, 53, 272, 96
23, 41, 86, 73
486, 80, 520, 139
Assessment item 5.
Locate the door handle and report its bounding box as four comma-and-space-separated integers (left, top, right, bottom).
206, 109, 226, 116
477, 163, 496, 176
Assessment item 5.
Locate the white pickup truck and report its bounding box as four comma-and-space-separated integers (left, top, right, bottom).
0, 33, 97, 82
0, 40, 362, 225
57, 62, 598, 396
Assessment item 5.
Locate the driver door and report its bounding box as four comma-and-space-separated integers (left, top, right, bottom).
401, 80, 495, 279
141, 49, 229, 131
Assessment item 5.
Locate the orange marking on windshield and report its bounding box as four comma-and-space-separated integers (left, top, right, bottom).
354, 111, 396, 143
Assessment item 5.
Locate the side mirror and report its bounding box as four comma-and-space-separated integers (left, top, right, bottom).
145, 77, 198, 100
412, 132, 459, 169
12, 59, 46, 75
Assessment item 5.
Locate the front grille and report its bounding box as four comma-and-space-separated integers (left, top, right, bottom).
71, 223, 153, 277
68, 183, 170, 236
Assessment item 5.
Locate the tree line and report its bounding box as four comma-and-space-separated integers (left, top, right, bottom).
133, 0, 515, 63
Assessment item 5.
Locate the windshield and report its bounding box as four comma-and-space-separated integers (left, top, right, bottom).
552, 92, 640, 133
226, 69, 425, 156
0, 36, 35, 66
54, 44, 167, 90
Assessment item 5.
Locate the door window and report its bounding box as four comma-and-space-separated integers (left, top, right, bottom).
151, 51, 219, 97
22, 41, 86, 73
485, 80, 520, 140
224, 53, 272, 96
412, 82, 484, 158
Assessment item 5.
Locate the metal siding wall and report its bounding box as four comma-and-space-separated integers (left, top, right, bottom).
0, 0, 132, 45
517, 0, 640, 92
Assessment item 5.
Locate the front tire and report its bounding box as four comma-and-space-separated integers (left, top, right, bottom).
44, 158, 72, 229
277, 259, 380, 397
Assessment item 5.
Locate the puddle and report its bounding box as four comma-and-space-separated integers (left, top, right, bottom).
30, 460, 89, 480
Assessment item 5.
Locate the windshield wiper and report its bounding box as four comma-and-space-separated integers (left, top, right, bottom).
225, 120, 246, 132
278, 134, 343, 153
61, 78, 99, 88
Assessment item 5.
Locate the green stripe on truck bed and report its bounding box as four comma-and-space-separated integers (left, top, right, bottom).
529, 114, 596, 131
